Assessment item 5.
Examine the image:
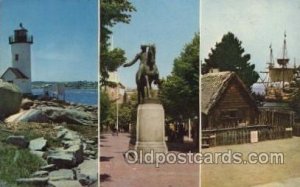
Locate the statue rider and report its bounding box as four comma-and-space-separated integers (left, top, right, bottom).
123, 45, 148, 84
123, 44, 159, 104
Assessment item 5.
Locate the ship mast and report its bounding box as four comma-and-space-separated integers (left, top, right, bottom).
266, 44, 274, 88
277, 32, 289, 89
268, 44, 274, 68
259, 44, 273, 90
282, 32, 288, 61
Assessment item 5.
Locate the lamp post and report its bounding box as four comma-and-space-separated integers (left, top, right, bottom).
116, 71, 119, 134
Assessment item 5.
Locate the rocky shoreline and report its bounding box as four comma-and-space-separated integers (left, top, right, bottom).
6, 125, 98, 186
0, 82, 98, 186
6, 98, 98, 126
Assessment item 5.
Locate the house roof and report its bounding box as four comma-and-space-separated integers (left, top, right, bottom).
1, 67, 28, 79
201, 71, 256, 115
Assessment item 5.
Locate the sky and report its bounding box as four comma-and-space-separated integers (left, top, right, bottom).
0, 0, 97, 82
201, 0, 300, 79
111, 0, 199, 88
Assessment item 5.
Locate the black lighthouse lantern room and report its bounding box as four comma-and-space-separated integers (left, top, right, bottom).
9, 23, 33, 44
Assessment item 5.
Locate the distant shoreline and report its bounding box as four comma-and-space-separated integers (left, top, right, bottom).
32, 81, 97, 90
31, 88, 97, 106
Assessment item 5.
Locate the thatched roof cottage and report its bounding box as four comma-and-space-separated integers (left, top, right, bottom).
201, 71, 258, 130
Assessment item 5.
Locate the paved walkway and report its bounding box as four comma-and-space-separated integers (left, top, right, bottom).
100, 133, 199, 187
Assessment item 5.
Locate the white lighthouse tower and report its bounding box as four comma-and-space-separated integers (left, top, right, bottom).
1, 23, 33, 94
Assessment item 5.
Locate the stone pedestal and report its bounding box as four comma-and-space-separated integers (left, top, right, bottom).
135, 102, 168, 154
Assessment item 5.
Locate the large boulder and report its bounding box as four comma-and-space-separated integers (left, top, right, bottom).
5, 98, 98, 125
0, 81, 22, 118
6, 106, 97, 125
41, 107, 96, 126
4, 109, 49, 124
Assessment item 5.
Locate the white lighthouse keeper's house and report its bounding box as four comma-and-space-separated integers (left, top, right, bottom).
1, 23, 33, 94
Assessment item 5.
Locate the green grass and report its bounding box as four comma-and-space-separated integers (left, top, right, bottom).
0, 143, 46, 186
0, 126, 49, 186
0, 122, 97, 186
1, 123, 61, 148
65, 123, 98, 138
13, 128, 61, 148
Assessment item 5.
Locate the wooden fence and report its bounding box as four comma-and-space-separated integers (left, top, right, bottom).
293, 124, 300, 136
258, 108, 295, 127
202, 125, 292, 147
202, 109, 294, 147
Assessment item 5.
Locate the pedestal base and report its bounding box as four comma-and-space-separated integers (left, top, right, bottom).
135, 102, 168, 154
135, 141, 168, 154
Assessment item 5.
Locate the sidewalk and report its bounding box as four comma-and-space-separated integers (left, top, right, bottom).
100, 133, 199, 187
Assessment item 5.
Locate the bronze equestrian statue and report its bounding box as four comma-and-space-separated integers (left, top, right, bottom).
123, 44, 160, 104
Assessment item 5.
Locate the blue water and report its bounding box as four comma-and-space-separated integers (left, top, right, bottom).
32, 88, 98, 106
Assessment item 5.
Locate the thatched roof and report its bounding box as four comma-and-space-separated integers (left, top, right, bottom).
201, 71, 256, 115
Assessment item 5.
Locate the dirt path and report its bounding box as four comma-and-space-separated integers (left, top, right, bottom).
202, 137, 300, 187
100, 133, 199, 187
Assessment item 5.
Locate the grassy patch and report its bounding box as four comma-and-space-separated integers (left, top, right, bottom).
4, 122, 97, 144
65, 124, 98, 138
3, 122, 61, 147
0, 123, 53, 186
0, 143, 45, 186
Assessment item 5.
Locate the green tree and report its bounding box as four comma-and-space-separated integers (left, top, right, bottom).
160, 33, 199, 120
124, 92, 138, 124
118, 105, 132, 131
106, 104, 117, 130
202, 32, 259, 88
100, 90, 111, 131
105, 97, 137, 132
100, 0, 136, 85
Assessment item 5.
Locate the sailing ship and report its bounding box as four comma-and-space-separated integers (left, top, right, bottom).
261, 33, 300, 102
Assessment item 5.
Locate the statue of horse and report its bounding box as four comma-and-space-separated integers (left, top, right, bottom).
136, 45, 160, 104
